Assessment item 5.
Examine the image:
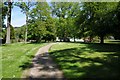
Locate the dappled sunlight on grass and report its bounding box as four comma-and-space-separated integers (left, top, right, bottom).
50, 42, 120, 79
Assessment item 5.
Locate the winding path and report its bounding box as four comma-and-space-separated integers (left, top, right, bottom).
22, 43, 64, 79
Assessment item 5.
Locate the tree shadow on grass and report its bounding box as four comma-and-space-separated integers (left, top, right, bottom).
85, 43, 120, 52
19, 62, 33, 70
19, 55, 35, 70
49, 43, 120, 79
108, 40, 120, 43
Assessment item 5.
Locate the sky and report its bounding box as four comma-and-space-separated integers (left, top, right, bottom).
5, 6, 26, 27
12, 6, 26, 27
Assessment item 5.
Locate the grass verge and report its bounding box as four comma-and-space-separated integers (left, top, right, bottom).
1, 42, 47, 78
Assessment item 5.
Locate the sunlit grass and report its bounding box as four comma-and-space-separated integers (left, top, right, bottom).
1, 43, 46, 78
105, 40, 120, 44
50, 42, 120, 79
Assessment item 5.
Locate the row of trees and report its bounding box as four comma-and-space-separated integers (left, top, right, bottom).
1, 1, 120, 44
77, 2, 120, 43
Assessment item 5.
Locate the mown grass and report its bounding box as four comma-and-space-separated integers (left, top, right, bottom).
1, 42, 47, 78
50, 42, 120, 79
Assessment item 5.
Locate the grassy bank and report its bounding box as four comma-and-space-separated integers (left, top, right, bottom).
50, 42, 120, 79
1, 43, 46, 78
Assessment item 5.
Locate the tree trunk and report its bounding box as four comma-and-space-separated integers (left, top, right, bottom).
89, 35, 93, 42
45, 39, 46, 42
100, 35, 104, 44
25, 13, 28, 43
6, 2, 12, 44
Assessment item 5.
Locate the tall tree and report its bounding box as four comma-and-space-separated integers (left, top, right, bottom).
5, 1, 12, 44
15, 1, 35, 43
113, 2, 120, 40
28, 2, 55, 42
51, 2, 81, 41
77, 2, 118, 43
92, 2, 118, 43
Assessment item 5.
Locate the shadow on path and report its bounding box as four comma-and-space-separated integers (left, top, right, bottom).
21, 43, 64, 79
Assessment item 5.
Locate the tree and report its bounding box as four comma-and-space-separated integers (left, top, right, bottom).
51, 2, 81, 42
76, 2, 118, 43
0, 3, 8, 43
15, 25, 26, 42
92, 2, 118, 43
15, 1, 35, 43
28, 2, 56, 42
0, 3, 8, 28
113, 2, 120, 40
5, 1, 12, 44
43, 17, 56, 42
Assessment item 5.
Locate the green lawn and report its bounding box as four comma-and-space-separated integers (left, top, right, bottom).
50, 42, 120, 79
1, 43, 46, 78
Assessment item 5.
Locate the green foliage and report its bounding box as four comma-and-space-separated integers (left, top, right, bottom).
51, 2, 81, 41
15, 2, 35, 43
0, 3, 8, 28
14, 26, 26, 42
2, 2, 120, 43
76, 2, 119, 43
1, 25, 15, 43
113, 2, 120, 40
27, 2, 56, 42
0, 3, 7, 42
14, 2, 35, 14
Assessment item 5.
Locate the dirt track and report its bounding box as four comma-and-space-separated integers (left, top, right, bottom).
22, 43, 64, 79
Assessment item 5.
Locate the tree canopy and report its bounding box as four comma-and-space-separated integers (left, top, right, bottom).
1, 1, 120, 43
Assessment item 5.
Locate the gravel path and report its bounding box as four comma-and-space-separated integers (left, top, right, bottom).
22, 43, 64, 79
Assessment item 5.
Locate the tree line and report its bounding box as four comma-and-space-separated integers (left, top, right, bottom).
0, 1, 120, 44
